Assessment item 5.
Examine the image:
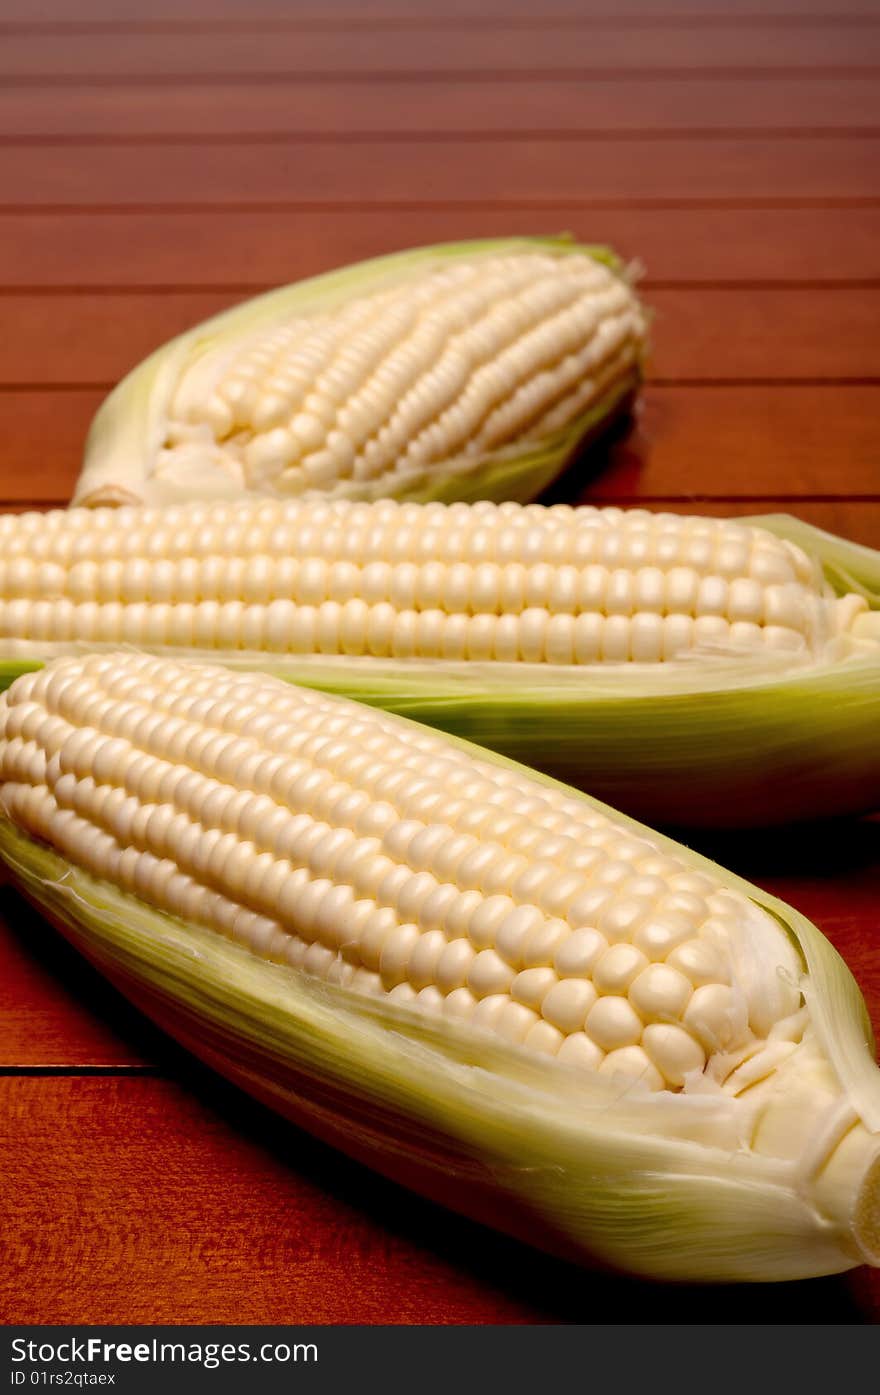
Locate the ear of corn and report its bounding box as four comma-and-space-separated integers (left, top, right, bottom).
1, 652, 878, 1283
73, 237, 646, 510
0, 502, 877, 826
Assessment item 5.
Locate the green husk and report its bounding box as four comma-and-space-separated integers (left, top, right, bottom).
1, 515, 877, 828
2, 717, 878, 1284
73, 235, 643, 510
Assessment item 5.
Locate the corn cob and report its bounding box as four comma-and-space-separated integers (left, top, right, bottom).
73, 238, 646, 510
0, 499, 877, 826
1, 652, 878, 1282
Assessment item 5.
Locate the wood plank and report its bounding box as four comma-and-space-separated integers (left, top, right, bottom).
2, 288, 878, 386
0, 387, 96, 497
3, 24, 879, 80
1, 1068, 878, 1324
586, 388, 880, 503
4, 387, 880, 508
3, 208, 878, 289
648, 287, 880, 379
2, 137, 879, 208
3, 78, 880, 138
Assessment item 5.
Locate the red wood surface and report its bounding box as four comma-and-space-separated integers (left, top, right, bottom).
2, 78, 879, 137
0, 0, 879, 1327
3, 208, 879, 287
4, 24, 880, 77
3, 135, 878, 205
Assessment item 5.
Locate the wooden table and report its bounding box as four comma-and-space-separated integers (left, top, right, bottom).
1, 0, 879, 1325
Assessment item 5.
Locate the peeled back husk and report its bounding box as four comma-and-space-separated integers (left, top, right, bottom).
72, 236, 646, 510
0, 505, 876, 828
0, 654, 878, 1284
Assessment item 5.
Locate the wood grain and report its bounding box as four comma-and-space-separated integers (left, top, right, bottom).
3, 24, 879, 80
3, 78, 880, 138
3, 136, 879, 207
5, 386, 880, 509
3, 207, 878, 288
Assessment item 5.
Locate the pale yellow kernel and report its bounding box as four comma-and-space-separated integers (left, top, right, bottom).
467, 894, 516, 949
641, 1023, 706, 1087
539, 871, 587, 918
443, 986, 478, 1019
585, 996, 643, 1051
728, 576, 764, 624
468, 948, 516, 998
666, 566, 699, 614
545, 614, 575, 664
552, 927, 607, 979
416, 882, 460, 932
630, 612, 663, 662
474, 993, 510, 1037
600, 614, 630, 661
408, 985, 442, 1015
751, 545, 796, 586
598, 1045, 664, 1093
556, 1032, 605, 1072
667, 936, 730, 987
594, 858, 633, 889
633, 912, 695, 961
495, 904, 546, 966
597, 895, 652, 943
660, 613, 694, 659
684, 983, 749, 1052
386, 981, 419, 1006
404, 928, 446, 990
435, 937, 476, 993
696, 575, 728, 617
573, 612, 602, 663
357, 905, 400, 971
628, 963, 693, 1022
303, 941, 337, 978
541, 978, 598, 1033
523, 1020, 565, 1056
517, 607, 547, 663
693, 615, 730, 647
564, 887, 613, 930
633, 567, 665, 612
593, 943, 649, 995
657, 890, 707, 923
485, 995, 538, 1045
520, 917, 570, 969
763, 624, 805, 653
511, 966, 557, 1010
